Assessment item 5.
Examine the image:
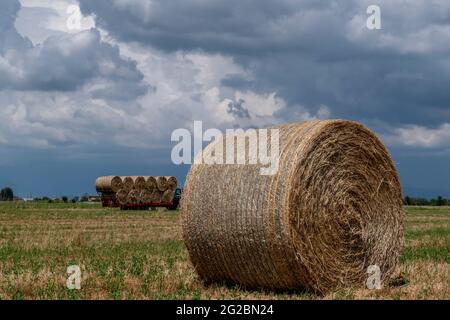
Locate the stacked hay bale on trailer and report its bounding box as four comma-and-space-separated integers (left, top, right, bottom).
116, 189, 129, 206
96, 175, 179, 209
121, 177, 134, 192
95, 176, 123, 207
145, 176, 157, 193
131, 176, 147, 190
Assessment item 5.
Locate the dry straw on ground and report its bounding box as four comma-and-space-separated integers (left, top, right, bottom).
95, 176, 123, 193
181, 120, 405, 294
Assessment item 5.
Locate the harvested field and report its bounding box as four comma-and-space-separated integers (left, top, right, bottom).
0, 203, 447, 300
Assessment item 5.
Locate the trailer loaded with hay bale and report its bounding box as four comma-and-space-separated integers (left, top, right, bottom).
95, 176, 181, 210
181, 119, 405, 294
95, 176, 123, 207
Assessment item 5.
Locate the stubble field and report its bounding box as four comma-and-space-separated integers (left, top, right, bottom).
0, 203, 448, 300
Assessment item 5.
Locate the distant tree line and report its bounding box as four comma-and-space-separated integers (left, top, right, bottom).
0, 187, 100, 203
2, 185, 448, 206
404, 196, 449, 206
0, 187, 14, 201
33, 195, 90, 203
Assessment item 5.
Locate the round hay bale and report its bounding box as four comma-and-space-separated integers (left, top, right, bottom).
131, 176, 146, 190
151, 189, 163, 203
139, 189, 153, 203
127, 189, 141, 203
166, 176, 177, 190
161, 176, 177, 202
95, 176, 123, 193
162, 189, 176, 203
145, 176, 157, 193
116, 189, 129, 205
121, 177, 134, 192
181, 120, 404, 294
156, 176, 168, 192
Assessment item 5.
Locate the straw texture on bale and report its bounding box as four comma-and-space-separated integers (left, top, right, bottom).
121, 177, 134, 192
116, 189, 129, 205
156, 176, 168, 192
127, 189, 141, 203
161, 176, 177, 202
166, 176, 177, 190
181, 120, 404, 294
95, 176, 123, 193
151, 189, 163, 203
139, 189, 153, 203
131, 176, 146, 190
145, 176, 157, 193
162, 188, 176, 202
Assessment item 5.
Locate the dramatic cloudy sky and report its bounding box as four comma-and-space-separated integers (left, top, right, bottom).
0, 0, 449, 197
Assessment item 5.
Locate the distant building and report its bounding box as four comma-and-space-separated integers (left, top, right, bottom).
88, 196, 100, 202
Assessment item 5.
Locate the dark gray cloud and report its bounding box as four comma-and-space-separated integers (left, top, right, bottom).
78, 0, 345, 55
0, 0, 448, 197
0, 0, 147, 100
75, 0, 450, 197
0, 0, 32, 53
227, 99, 250, 119
79, 0, 450, 127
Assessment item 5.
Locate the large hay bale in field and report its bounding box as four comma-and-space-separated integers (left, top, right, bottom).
181, 120, 404, 294
121, 177, 134, 192
95, 176, 123, 193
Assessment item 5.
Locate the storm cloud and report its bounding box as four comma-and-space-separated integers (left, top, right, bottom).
78, 0, 450, 127
0, 0, 449, 197
1, 0, 147, 96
